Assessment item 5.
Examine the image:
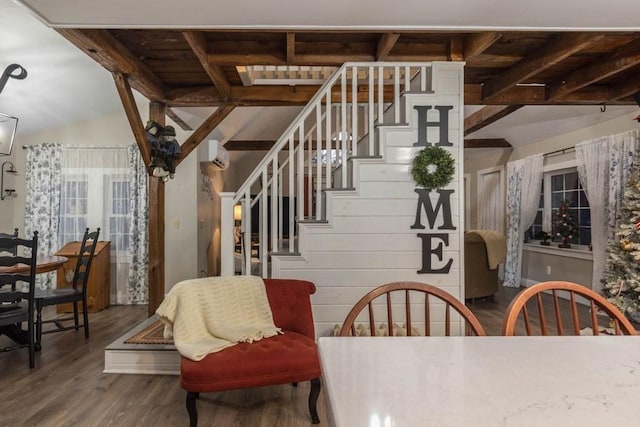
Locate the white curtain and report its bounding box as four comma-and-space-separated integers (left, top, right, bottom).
504, 154, 544, 287
24, 143, 62, 289
127, 145, 149, 304
24, 144, 149, 303
576, 129, 640, 293
59, 145, 149, 304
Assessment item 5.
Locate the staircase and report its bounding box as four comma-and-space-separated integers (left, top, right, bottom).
220, 62, 465, 336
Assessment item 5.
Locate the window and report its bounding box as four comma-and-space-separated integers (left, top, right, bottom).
526, 168, 591, 247
59, 177, 88, 246
58, 170, 132, 257
107, 178, 131, 253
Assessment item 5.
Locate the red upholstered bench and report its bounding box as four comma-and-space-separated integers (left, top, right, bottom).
180, 278, 321, 426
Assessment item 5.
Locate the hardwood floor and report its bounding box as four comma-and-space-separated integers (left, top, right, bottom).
0, 285, 608, 426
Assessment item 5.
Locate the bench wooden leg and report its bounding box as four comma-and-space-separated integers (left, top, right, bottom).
308, 378, 321, 424
186, 391, 199, 427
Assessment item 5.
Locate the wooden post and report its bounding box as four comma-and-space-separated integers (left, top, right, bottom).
148, 101, 166, 316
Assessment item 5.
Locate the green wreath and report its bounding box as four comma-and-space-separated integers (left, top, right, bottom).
411, 145, 455, 189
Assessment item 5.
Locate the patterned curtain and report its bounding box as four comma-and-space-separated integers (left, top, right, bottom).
126, 144, 149, 304
576, 129, 639, 293
504, 154, 544, 287
24, 143, 62, 289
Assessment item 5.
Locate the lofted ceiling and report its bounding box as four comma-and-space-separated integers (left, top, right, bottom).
4, 0, 640, 153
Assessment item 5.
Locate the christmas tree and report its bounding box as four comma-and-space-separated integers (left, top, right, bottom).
601, 162, 640, 320
553, 200, 579, 248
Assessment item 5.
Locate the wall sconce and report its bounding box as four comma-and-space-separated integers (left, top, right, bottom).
234, 204, 242, 223
1, 161, 18, 200
0, 113, 18, 156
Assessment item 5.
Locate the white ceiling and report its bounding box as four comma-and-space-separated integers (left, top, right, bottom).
1, 0, 638, 151
18, 0, 640, 30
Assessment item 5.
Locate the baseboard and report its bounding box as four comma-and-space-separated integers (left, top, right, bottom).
104, 348, 180, 375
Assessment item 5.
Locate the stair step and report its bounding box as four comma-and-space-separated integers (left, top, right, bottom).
297, 219, 329, 224
323, 187, 356, 192
402, 90, 435, 95
375, 123, 409, 128
349, 155, 383, 160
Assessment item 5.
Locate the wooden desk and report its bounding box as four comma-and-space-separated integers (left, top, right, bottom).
318, 336, 640, 427
0, 255, 67, 275
55, 241, 110, 313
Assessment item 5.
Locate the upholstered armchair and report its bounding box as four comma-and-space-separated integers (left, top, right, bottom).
179, 278, 321, 426
464, 230, 506, 300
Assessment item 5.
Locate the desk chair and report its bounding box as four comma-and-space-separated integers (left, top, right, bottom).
35, 228, 99, 347
339, 281, 486, 337
0, 231, 38, 368
502, 281, 637, 336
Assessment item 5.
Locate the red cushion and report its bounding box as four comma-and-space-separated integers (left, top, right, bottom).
264, 278, 316, 339
180, 331, 321, 392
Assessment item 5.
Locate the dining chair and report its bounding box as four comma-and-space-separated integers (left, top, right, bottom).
502, 281, 637, 336
0, 228, 19, 254
0, 231, 38, 368
35, 228, 100, 346
0, 228, 19, 291
339, 281, 486, 337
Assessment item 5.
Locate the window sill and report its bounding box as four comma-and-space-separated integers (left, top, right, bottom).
523, 243, 593, 261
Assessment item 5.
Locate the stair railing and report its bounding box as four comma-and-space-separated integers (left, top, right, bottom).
221, 62, 434, 276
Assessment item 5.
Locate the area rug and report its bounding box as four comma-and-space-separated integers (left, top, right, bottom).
124, 320, 173, 345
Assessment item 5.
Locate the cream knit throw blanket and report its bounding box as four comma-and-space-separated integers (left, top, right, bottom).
155, 275, 281, 361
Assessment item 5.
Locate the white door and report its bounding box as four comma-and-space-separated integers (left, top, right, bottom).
476, 166, 504, 233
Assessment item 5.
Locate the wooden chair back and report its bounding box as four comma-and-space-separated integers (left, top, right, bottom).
0, 228, 19, 255
339, 281, 486, 337
0, 231, 38, 368
502, 281, 637, 336
72, 228, 100, 290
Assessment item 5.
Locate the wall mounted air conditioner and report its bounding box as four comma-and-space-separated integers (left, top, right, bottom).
199, 140, 230, 173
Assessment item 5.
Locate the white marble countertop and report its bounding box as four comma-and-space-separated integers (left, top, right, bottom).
318, 336, 640, 427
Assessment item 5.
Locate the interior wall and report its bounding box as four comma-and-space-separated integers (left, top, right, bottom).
7, 100, 200, 297
0, 151, 17, 230
466, 111, 640, 287
225, 150, 269, 192
196, 164, 225, 278
464, 149, 512, 229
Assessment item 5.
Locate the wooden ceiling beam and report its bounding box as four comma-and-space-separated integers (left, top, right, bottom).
482, 33, 605, 103
377, 33, 400, 60
464, 105, 523, 135
463, 138, 512, 149
208, 52, 286, 65
226, 140, 277, 150
166, 108, 193, 131
449, 36, 464, 61
287, 32, 296, 63
463, 32, 502, 59
57, 29, 166, 102
548, 37, 640, 100
466, 84, 629, 105
166, 85, 396, 106
175, 105, 236, 167
113, 72, 151, 167
182, 31, 231, 98
608, 77, 640, 101
165, 83, 634, 107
